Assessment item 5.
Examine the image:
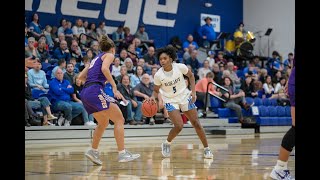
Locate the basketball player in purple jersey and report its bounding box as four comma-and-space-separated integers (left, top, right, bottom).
79, 35, 140, 165
270, 57, 295, 179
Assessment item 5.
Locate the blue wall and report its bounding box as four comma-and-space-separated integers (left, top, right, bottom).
25, 0, 243, 48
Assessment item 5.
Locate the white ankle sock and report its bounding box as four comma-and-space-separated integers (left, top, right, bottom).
119, 149, 126, 155
165, 140, 171, 145
275, 160, 288, 170
91, 148, 98, 152
204, 147, 210, 151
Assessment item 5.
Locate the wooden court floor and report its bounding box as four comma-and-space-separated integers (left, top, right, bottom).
25, 133, 295, 179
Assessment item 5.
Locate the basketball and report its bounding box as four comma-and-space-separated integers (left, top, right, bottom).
141, 100, 158, 117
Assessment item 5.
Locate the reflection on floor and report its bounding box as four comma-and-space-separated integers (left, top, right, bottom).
25, 133, 295, 179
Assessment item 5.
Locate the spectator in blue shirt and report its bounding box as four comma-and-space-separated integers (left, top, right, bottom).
27, 60, 49, 92
112, 25, 125, 47
182, 34, 199, 52
283, 52, 294, 72
185, 50, 201, 80
267, 51, 283, 75
53, 40, 71, 62
198, 16, 217, 48
48, 68, 87, 126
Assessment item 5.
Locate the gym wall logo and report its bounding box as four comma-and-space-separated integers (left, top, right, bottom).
200, 13, 221, 33
25, 0, 180, 34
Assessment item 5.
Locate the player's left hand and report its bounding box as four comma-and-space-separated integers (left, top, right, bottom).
191, 92, 197, 103
113, 89, 122, 99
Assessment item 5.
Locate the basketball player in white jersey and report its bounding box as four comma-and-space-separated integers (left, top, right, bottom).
150, 46, 213, 159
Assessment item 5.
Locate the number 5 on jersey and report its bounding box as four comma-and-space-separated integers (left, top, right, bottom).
173, 86, 177, 93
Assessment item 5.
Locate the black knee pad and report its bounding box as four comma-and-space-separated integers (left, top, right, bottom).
281, 126, 295, 152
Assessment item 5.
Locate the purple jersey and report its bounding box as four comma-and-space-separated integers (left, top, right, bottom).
85, 52, 113, 86
288, 58, 295, 86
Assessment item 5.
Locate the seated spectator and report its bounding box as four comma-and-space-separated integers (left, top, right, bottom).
227, 62, 242, 92
51, 58, 67, 79
124, 58, 135, 75
85, 49, 94, 61
117, 75, 143, 125
134, 74, 170, 125
96, 21, 108, 37
48, 68, 87, 126
69, 57, 79, 74
87, 23, 99, 42
215, 51, 228, 66
212, 63, 223, 85
263, 75, 276, 98
182, 34, 199, 52
112, 25, 125, 47
91, 40, 102, 57
134, 24, 154, 50
272, 70, 282, 87
72, 18, 86, 39
127, 44, 138, 66
36, 39, 51, 63
149, 67, 158, 83
115, 65, 128, 83
195, 72, 221, 116
27, 60, 49, 92
206, 50, 215, 67
185, 49, 200, 80
71, 74, 96, 126
243, 60, 258, 78
79, 56, 90, 72
132, 38, 143, 57
25, 98, 41, 126
130, 65, 144, 88
258, 68, 268, 84
111, 57, 121, 77
33, 35, 49, 50
183, 44, 195, 62
25, 73, 57, 126
267, 51, 283, 75
53, 32, 66, 50
274, 76, 288, 99
221, 77, 252, 123
122, 26, 135, 50
253, 80, 264, 98
283, 52, 294, 73
63, 63, 77, 85
53, 40, 71, 62
198, 60, 211, 80
119, 49, 128, 65
43, 25, 55, 49
136, 58, 151, 75
143, 46, 160, 69
25, 37, 40, 59
70, 40, 83, 63
240, 73, 258, 98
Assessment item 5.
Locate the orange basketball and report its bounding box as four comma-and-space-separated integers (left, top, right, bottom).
142, 100, 158, 117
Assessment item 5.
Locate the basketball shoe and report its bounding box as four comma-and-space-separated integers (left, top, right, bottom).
85, 149, 102, 165
161, 142, 171, 157
118, 149, 140, 162
204, 148, 214, 159
270, 168, 294, 180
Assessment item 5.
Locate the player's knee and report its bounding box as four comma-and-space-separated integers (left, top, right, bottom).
175, 124, 184, 131
192, 120, 201, 129
281, 126, 295, 152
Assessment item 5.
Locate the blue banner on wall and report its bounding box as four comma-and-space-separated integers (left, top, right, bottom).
25, 0, 243, 48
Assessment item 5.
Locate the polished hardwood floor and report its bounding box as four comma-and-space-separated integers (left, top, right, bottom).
25, 133, 295, 179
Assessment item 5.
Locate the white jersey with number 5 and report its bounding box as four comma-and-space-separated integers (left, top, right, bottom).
154, 63, 190, 103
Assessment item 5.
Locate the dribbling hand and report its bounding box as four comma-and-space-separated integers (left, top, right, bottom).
149, 96, 157, 104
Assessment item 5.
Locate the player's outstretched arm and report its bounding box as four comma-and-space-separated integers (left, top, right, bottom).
101, 53, 121, 99
78, 64, 89, 82
151, 85, 160, 103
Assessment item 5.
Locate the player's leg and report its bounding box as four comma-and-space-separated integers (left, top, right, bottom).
161, 103, 184, 157
182, 99, 213, 159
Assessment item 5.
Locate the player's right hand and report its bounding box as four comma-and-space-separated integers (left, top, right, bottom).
149, 96, 157, 104
113, 89, 122, 99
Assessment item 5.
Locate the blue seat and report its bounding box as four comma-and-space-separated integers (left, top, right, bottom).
210, 96, 222, 108
258, 106, 269, 117
228, 117, 238, 123
218, 108, 231, 118
195, 100, 204, 109
31, 89, 47, 99
276, 106, 286, 117
268, 106, 277, 117
253, 97, 262, 106
269, 98, 278, 106
262, 98, 270, 106
245, 97, 254, 105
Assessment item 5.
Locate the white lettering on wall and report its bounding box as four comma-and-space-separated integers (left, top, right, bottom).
104, 0, 143, 34
61, 0, 102, 19
143, 0, 179, 27
38, 0, 58, 14
25, 0, 33, 11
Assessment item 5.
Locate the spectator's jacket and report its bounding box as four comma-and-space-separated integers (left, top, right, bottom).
117, 83, 136, 101
53, 47, 71, 62
48, 78, 74, 103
